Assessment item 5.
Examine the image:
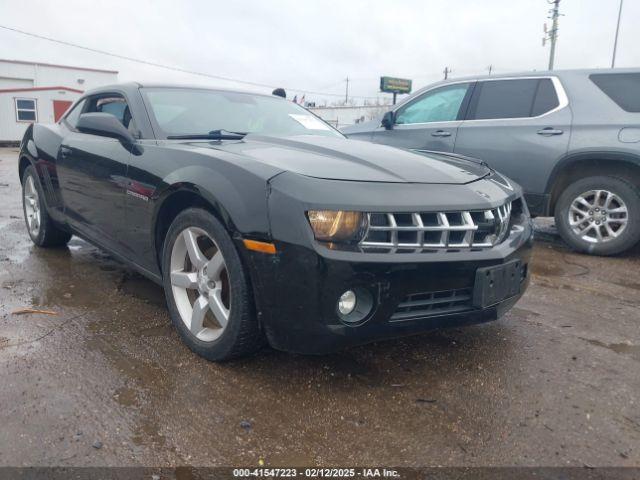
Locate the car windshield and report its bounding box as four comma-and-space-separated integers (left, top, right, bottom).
142, 88, 343, 139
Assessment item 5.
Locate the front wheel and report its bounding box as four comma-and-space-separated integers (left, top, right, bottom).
555, 176, 640, 256
161, 208, 264, 361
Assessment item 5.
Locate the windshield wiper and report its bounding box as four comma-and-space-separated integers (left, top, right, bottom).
167, 129, 247, 140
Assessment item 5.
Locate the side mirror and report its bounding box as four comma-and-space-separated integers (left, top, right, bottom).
76, 113, 135, 145
381, 111, 395, 130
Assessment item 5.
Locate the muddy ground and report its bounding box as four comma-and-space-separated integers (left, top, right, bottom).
0, 147, 639, 467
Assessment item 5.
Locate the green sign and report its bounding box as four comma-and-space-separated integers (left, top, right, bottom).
380, 76, 412, 94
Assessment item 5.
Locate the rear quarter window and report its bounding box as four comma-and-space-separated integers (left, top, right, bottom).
467, 78, 561, 120
467, 79, 539, 120
531, 79, 560, 116
590, 73, 640, 112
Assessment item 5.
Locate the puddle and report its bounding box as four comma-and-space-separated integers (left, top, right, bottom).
582, 338, 640, 362
509, 307, 541, 319
132, 419, 166, 447
117, 273, 165, 307
113, 386, 140, 407
321, 351, 384, 386
613, 280, 640, 291
137, 323, 173, 337
531, 262, 565, 277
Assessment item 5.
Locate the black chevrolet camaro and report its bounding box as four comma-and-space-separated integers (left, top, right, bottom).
19, 83, 533, 360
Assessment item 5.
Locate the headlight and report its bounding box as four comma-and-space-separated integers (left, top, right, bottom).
306, 210, 368, 243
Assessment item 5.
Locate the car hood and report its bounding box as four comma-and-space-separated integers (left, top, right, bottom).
187, 134, 491, 184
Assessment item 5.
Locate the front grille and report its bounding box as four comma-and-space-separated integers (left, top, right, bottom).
390, 288, 473, 322
360, 202, 512, 253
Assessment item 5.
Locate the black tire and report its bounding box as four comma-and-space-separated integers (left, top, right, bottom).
555, 176, 640, 256
161, 208, 264, 361
21, 165, 71, 247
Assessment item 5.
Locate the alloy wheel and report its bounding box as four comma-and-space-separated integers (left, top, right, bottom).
568, 189, 628, 243
170, 227, 231, 342
23, 175, 41, 237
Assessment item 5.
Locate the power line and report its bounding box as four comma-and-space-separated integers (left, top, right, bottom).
0, 24, 383, 100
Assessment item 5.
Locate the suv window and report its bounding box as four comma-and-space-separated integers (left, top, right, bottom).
395, 83, 471, 125
467, 78, 559, 120
590, 73, 640, 113
63, 99, 86, 128
531, 79, 560, 116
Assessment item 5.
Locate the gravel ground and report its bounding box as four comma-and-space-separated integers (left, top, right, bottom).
0, 147, 639, 467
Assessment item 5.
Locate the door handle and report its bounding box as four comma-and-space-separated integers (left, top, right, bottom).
537, 127, 564, 136
431, 130, 452, 137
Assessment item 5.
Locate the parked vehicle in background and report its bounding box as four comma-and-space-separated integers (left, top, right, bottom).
343, 69, 640, 256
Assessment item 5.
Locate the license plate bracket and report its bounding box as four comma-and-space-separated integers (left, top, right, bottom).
472, 260, 523, 308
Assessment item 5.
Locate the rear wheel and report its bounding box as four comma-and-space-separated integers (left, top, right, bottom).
555, 176, 640, 255
21, 165, 71, 247
161, 208, 264, 361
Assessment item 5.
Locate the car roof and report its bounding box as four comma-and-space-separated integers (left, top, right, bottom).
82, 81, 277, 99
396, 67, 640, 109
446, 67, 640, 83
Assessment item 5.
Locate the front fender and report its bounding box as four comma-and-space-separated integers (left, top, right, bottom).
18, 123, 67, 223
156, 164, 271, 238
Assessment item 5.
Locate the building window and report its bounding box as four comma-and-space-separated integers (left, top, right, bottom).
15, 98, 38, 122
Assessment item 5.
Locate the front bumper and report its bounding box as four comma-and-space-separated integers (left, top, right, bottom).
242, 221, 533, 354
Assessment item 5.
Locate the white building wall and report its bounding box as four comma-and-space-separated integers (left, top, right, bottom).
0, 60, 118, 90
0, 77, 33, 89
0, 62, 37, 86
32, 64, 117, 90
0, 60, 118, 142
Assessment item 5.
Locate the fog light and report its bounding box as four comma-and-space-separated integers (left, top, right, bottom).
338, 290, 357, 315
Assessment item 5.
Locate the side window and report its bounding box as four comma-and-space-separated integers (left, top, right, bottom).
531, 79, 560, 116
590, 73, 640, 113
64, 99, 86, 128
15, 98, 37, 122
85, 94, 136, 131
395, 83, 470, 125
467, 79, 540, 120
96, 97, 127, 125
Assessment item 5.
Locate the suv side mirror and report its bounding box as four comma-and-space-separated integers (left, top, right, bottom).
77, 113, 135, 145
381, 111, 395, 130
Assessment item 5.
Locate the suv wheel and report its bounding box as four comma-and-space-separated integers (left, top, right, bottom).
22, 165, 71, 247
555, 176, 640, 255
161, 208, 264, 361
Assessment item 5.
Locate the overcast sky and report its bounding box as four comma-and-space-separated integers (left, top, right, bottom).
0, 0, 638, 104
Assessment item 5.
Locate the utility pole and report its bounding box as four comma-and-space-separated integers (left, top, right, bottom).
344, 77, 349, 104
612, 0, 624, 68
443, 67, 451, 79
487, 65, 493, 75
544, 0, 561, 70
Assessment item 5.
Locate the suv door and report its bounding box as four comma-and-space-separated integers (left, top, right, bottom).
372, 82, 474, 152
453, 77, 571, 214
57, 94, 135, 252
